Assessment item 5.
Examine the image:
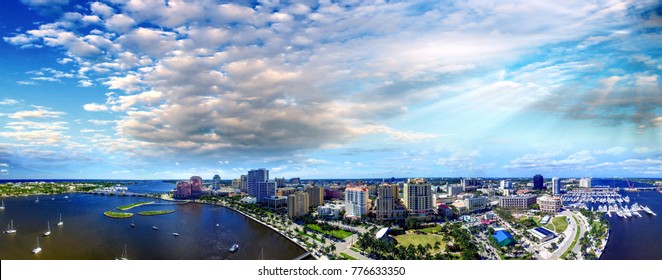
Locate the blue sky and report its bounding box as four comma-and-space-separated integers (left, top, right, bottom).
0, 0, 661, 180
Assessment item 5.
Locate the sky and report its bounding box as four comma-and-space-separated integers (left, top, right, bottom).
0, 0, 661, 180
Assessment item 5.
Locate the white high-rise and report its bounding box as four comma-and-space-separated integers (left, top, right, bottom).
345, 187, 368, 218
552, 177, 561, 195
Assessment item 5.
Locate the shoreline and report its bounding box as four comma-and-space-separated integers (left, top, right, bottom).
195, 200, 316, 259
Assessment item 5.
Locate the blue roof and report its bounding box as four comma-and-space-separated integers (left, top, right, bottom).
493, 230, 514, 246
533, 227, 554, 236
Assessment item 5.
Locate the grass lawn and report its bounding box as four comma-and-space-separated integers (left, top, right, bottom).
350, 247, 360, 253
544, 223, 555, 232
393, 234, 446, 254
419, 225, 442, 234
117, 201, 154, 211
339, 252, 357, 260
306, 224, 353, 239
103, 211, 133, 218
137, 210, 175, 216
552, 216, 569, 233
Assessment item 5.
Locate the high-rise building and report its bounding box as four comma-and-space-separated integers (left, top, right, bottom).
552, 177, 561, 195
533, 174, 544, 190
190, 176, 203, 198
275, 177, 286, 188
247, 168, 268, 197
306, 186, 324, 208
290, 177, 301, 184
403, 178, 434, 218
231, 179, 241, 189
344, 187, 369, 218
288, 191, 310, 219
212, 174, 221, 190
256, 180, 276, 204
461, 178, 482, 189
375, 184, 405, 221
175, 180, 191, 198
579, 177, 592, 188
500, 180, 512, 189
240, 175, 248, 193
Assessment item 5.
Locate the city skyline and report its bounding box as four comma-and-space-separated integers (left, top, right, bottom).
1, 0, 661, 180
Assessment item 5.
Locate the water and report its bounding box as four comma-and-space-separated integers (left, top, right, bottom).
125, 181, 176, 194
600, 190, 662, 260
0, 193, 305, 260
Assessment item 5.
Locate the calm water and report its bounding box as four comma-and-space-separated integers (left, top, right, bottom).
0, 190, 305, 259
600, 190, 662, 260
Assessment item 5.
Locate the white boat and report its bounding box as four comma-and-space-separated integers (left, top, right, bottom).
4, 219, 16, 234
32, 237, 42, 254
642, 206, 657, 216
152, 226, 159, 230
43, 221, 51, 236
216, 224, 220, 227
230, 243, 239, 253
624, 196, 630, 203
35, 196, 39, 203
633, 211, 642, 218
173, 232, 179, 236
63, 196, 69, 199
57, 213, 63, 226
51, 195, 55, 201
117, 244, 128, 260
0, 200, 5, 210
130, 217, 135, 228
616, 209, 624, 218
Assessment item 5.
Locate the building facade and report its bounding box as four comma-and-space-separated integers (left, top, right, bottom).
288, 192, 309, 218
375, 184, 406, 221
175, 180, 191, 198
533, 174, 544, 190
537, 195, 562, 213
190, 176, 203, 198
580, 177, 592, 188
403, 178, 434, 218
552, 177, 561, 195
256, 181, 276, 204
247, 168, 268, 198
212, 174, 221, 190
317, 203, 344, 220
465, 196, 488, 213
306, 185, 325, 208
345, 187, 369, 218
500, 180, 512, 189
498, 195, 538, 209
240, 174, 248, 193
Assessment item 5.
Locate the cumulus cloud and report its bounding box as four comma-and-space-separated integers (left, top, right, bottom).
505, 150, 596, 171
0, 99, 19, 106
9, 108, 66, 119
83, 103, 109, 112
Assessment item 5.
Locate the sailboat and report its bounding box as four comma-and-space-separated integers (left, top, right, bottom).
32, 237, 42, 254
117, 244, 128, 260
57, 213, 63, 226
130, 217, 135, 228
4, 219, 16, 234
51, 194, 55, 201
43, 221, 51, 236
35, 196, 39, 203
0, 200, 5, 210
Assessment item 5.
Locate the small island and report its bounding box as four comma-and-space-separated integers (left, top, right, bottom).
117, 201, 154, 211
104, 211, 134, 218
137, 210, 175, 216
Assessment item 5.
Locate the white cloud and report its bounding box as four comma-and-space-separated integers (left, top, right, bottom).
106, 14, 136, 33
90, 1, 114, 18
0, 98, 19, 106
594, 146, 628, 155
0, 163, 9, 167
83, 103, 109, 112
9, 108, 66, 119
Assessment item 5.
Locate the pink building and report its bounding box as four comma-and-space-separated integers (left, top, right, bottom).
324, 189, 343, 200
175, 181, 191, 198
190, 176, 203, 198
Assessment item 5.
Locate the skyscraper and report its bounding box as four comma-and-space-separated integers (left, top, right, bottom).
345, 187, 369, 218
533, 174, 544, 190
190, 176, 203, 198
306, 186, 324, 208
240, 174, 248, 193
175, 180, 191, 198
403, 178, 434, 218
552, 177, 561, 195
375, 184, 405, 221
275, 177, 286, 188
212, 174, 221, 190
247, 168, 268, 197
256, 180, 276, 204
288, 191, 310, 219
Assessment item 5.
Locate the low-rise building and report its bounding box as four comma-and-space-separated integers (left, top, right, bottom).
537, 195, 562, 213
499, 194, 538, 209
528, 227, 555, 242
317, 203, 344, 220
465, 196, 488, 213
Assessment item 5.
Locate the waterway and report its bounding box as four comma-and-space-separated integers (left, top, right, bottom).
0, 182, 305, 260
599, 189, 662, 260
